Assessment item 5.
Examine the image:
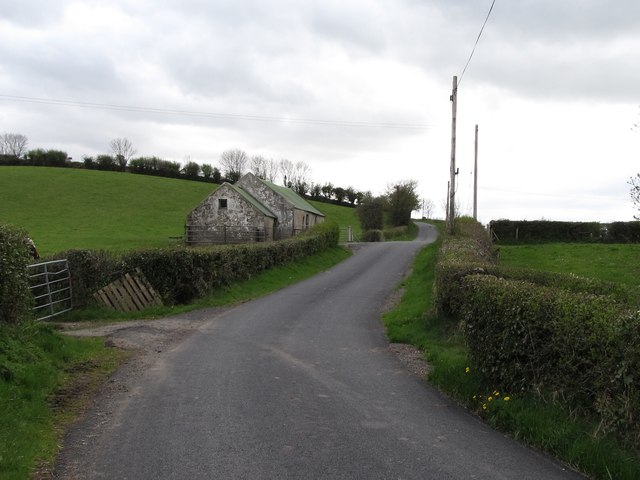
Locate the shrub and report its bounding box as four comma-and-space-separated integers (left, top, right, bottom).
461, 274, 640, 440
434, 218, 497, 317
361, 230, 384, 242
25, 149, 69, 167
356, 195, 385, 230
0, 225, 34, 324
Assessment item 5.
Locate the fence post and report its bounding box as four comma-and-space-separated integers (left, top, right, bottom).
348, 226, 353, 242
44, 263, 54, 318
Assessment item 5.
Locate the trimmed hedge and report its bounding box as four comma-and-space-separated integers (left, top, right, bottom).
490, 219, 640, 244
608, 221, 640, 243
361, 229, 384, 242
490, 220, 603, 244
462, 274, 639, 440
56, 221, 339, 307
0, 225, 34, 324
434, 218, 640, 441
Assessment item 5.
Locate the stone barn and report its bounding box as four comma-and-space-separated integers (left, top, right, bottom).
185, 172, 325, 244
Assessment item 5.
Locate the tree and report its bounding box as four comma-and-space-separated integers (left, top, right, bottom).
386, 180, 421, 226
109, 137, 137, 171
279, 158, 295, 187
263, 158, 280, 183
250, 155, 268, 179
334, 187, 347, 203
201, 163, 214, 181
310, 183, 322, 199
321, 183, 334, 199
183, 161, 201, 179
0, 133, 28, 157
356, 193, 385, 230
345, 187, 358, 206
422, 198, 435, 219
630, 174, 640, 220
220, 148, 248, 183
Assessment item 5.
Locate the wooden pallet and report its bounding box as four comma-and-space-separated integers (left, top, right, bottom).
94, 269, 163, 312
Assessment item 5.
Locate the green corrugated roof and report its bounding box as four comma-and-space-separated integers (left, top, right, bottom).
259, 178, 325, 217
228, 183, 277, 218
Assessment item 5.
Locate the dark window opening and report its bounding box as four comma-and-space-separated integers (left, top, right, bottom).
218, 198, 228, 209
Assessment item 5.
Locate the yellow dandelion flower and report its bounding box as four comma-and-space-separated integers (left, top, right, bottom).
493, 391, 500, 396
503, 396, 511, 401
482, 404, 487, 410
465, 367, 470, 374
487, 396, 493, 402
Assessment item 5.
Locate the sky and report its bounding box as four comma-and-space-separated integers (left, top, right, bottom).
0, 0, 638, 223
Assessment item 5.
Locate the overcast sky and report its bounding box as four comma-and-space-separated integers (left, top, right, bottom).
1, 0, 639, 223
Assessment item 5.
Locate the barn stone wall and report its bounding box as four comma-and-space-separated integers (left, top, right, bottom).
237, 174, 295, 231
186, 184, 274, 243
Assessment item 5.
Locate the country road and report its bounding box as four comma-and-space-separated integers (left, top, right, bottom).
54, 223, 583, 479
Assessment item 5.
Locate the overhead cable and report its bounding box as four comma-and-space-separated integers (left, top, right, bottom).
458, 0, 496, 87
0, 94, 430, 130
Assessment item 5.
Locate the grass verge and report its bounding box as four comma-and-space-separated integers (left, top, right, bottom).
383, 231, 640, 480
0, 322, 127, 480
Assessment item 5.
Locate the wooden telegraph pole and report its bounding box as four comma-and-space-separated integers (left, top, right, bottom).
448, 76, 458, 233
473, 124, 478, 220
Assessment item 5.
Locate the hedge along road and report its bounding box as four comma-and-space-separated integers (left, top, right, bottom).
54, 223, 583, 480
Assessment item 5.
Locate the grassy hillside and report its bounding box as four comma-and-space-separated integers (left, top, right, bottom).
0, 167, 359, 256
309, 200, 360, 239
499, 243, 640, 286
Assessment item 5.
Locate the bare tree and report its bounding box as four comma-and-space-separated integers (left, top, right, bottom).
279, 158, 295, 187
109, 137, 137, 170
291, 161, 312, 195
630, 174, 640, 220
1, 133, 28, 157
421, 198, 435, 219
250, 155, 268, 179
220, 148, 248, 183
264, 158, 280, 183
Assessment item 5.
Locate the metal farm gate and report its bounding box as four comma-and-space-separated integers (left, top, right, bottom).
28, 259, 72, 321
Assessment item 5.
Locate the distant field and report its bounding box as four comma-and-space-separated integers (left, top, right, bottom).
499, 243, 640, 286
309, 200, 360, 240
0, 167, 359, 256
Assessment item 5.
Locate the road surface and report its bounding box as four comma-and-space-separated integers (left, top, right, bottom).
55, 223, 583, 479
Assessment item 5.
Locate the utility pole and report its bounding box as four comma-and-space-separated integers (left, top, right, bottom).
448, 76, 458, 234
446, 181, 450, 224
473, 124, 478, 220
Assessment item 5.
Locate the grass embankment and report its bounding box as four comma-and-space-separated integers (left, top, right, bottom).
383, 225, 640, 480
0, 323, 126, 480
499, 243, 640, 287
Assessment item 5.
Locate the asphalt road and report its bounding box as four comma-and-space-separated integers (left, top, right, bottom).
55, 223, 584, 479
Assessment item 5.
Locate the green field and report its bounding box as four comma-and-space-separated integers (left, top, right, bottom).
0, 167, 359, 256
499, 243, 640, 286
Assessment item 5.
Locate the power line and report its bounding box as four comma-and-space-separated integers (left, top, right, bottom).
459, 0, 496, 86
0, 94, 430, 130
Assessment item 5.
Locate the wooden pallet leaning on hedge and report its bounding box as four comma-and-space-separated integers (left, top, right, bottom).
94, 269, 162, 312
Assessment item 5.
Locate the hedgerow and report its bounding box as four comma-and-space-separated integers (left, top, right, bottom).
434, 217, 640, 443
490, 219, 640, 244
0, 225, 34, 325
462, 274, 639, 442
57, 221, 339, 307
